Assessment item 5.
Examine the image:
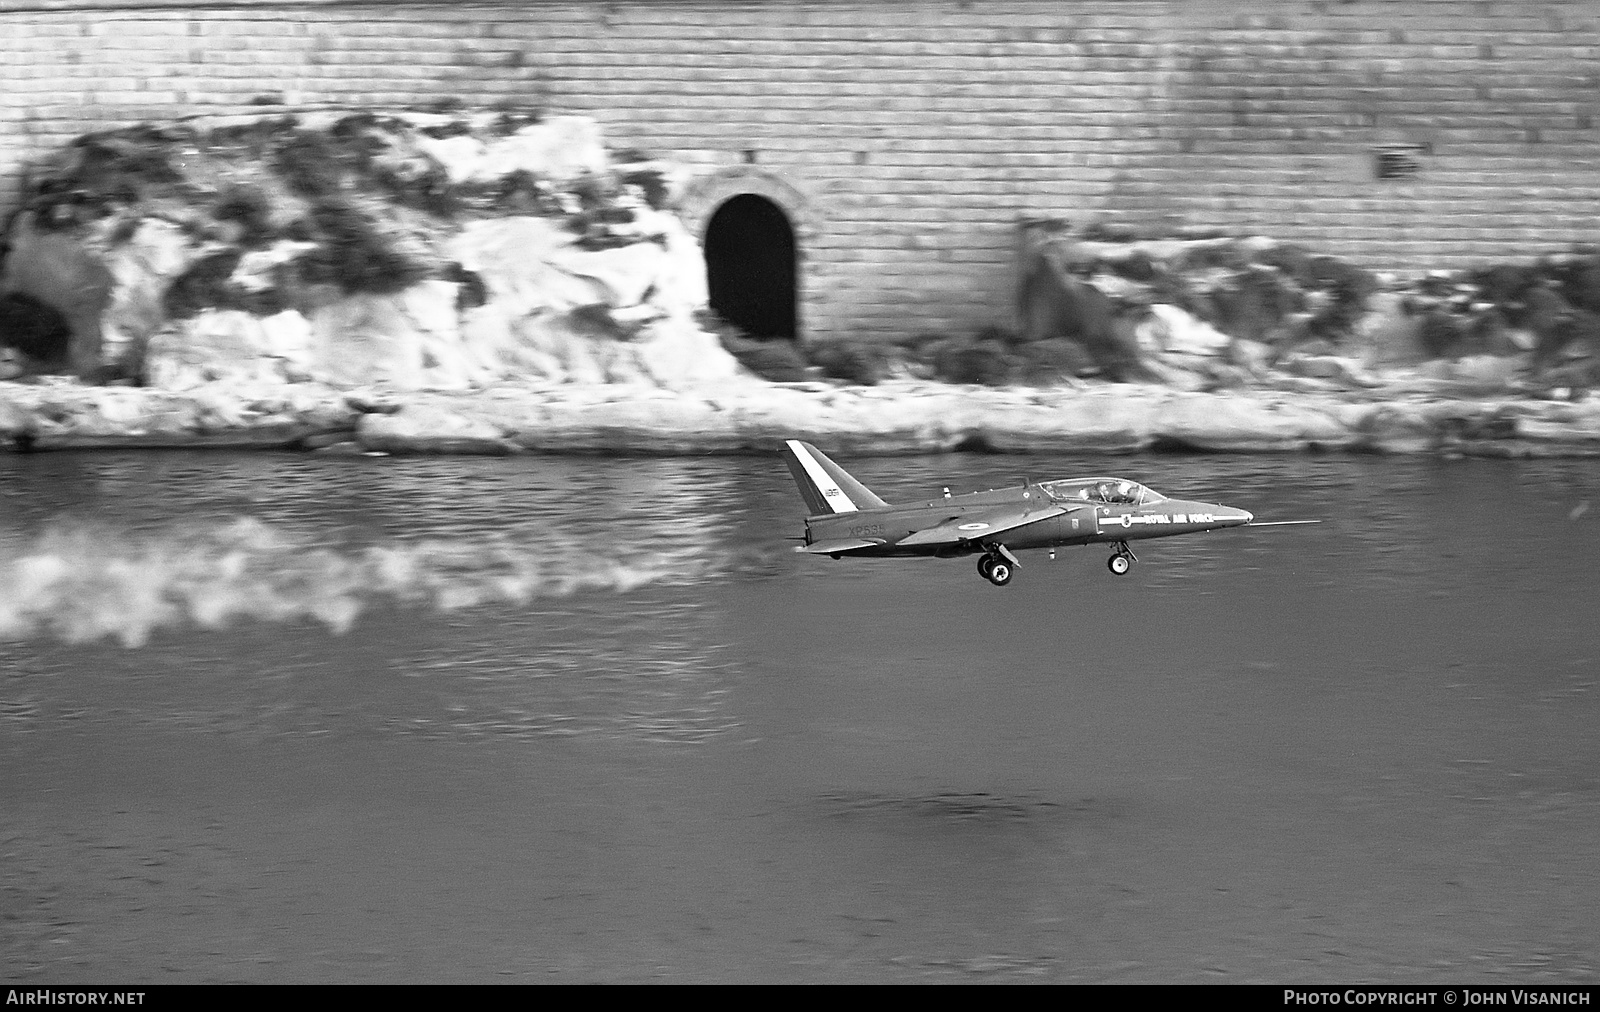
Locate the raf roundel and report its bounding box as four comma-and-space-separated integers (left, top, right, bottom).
956, 522, 991, 531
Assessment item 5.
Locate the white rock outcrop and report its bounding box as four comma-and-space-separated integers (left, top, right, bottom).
0, 111, 747, 392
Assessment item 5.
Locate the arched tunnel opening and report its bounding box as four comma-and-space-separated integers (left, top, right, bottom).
703, 194, 797, 340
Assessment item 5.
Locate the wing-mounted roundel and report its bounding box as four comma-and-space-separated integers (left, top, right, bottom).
896, 504, 1068, 548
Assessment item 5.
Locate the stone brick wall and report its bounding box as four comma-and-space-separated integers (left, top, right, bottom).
2, 0, 1597, 343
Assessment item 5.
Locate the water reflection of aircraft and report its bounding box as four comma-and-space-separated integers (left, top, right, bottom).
782, 439, 1316, 586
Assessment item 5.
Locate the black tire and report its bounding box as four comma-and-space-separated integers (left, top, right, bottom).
1108, 553, 1132, 576
987, 561, 1013, 586
977, 555, 995, 578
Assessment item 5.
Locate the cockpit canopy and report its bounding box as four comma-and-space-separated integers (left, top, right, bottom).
1038, 478, 1165, 506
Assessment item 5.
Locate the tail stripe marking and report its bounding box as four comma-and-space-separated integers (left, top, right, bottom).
787, 441, 859, 514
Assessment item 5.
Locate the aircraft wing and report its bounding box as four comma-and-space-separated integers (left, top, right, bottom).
793, 537, 885, 555
896, 503, 1073, 547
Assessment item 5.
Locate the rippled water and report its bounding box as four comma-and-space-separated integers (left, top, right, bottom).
1, 448, 1597, 982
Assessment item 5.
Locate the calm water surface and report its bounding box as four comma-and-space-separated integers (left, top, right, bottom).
1, 449, 1596, 982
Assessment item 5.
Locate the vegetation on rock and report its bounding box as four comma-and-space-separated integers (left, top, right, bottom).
1014, 221, 1600, 394
0, 109, 734, 389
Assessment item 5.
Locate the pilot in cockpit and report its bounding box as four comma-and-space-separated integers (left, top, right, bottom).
1044, 480, 1137, 504
1097, 481, 1138, 505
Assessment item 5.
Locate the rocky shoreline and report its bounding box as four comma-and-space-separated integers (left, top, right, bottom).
3, 376, 1598, 458
4, 109, 1598, 462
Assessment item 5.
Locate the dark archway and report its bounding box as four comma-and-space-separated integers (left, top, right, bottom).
704, 194, 798, 339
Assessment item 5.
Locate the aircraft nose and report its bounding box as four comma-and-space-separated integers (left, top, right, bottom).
1206, 505, 1252, 527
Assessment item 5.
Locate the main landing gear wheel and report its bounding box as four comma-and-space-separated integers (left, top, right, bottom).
985, 559, 1014, 586
1106, 541, 1137, 576
977, 555, 995, 579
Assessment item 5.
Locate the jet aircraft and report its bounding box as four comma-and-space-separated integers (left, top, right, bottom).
782, 439, 1313, 586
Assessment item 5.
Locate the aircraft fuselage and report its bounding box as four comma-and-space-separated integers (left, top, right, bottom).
803, 480, 1253, 559
780, 439, 1288, 585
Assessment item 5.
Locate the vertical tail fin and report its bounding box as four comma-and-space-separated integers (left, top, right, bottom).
781, 440, 891, 515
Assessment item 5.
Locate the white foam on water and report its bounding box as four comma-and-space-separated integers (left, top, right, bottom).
0, 517, 708, 648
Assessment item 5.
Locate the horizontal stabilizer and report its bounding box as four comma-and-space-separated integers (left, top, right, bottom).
897, 503, 1068, 547
794, 538, 883, 555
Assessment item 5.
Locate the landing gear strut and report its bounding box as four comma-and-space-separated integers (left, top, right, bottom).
1107, 541, 1137, 576
977, 547, 1016, 587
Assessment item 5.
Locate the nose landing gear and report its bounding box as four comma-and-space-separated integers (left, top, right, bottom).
1107, 541, 1137, 576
